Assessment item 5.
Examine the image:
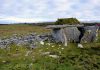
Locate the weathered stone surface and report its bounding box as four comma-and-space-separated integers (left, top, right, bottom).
52, 26, 99, 44
0, 33, 50, 49
52, 27, 80, 43
64, 27, 80, 42
52, 28, 65, 43
81, 26, 99, 43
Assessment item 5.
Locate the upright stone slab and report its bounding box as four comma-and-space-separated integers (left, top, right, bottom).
64, 27, 80, 42
52, 28, 65, 43
81, 26, 99, 43
52, 27, 80, 43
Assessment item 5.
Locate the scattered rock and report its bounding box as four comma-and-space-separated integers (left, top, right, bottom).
49, 55, 59, 58
0, 33, 51, 49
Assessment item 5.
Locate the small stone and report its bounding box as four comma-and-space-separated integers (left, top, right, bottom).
77, 43, 84, 48
49, 55, 59, 58
59, 45, 61, 47
40, 41, 44, 45
61, 48, 64, 50
47, 43, 50, 46
2, 60, 6, 63
51, 45, 55, 47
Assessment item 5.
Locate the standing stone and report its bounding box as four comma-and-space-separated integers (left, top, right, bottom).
52, 27, 80, 43
52, 28, 65, 43
81, 26, 99, 43
64, 27, 80, 42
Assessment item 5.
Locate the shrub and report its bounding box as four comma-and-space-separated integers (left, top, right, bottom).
55, 18, 80, 25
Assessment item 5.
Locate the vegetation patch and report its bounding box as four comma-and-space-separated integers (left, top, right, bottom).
55, 18, 80, 25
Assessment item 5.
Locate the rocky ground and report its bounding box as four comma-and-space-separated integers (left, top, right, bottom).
0, 33, 51, 49
0, 24, 100, 70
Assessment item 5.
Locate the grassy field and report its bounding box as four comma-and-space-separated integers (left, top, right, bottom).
0, 24, 51, 38
0, 24, 100, 70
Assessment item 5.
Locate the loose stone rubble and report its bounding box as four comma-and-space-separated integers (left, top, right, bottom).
0, 33, 50, 49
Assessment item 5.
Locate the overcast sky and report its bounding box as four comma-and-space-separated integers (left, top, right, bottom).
0, 0, 100, 22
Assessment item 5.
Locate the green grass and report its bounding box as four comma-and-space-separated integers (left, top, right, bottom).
0, 43, 100, 70
0, 24, 100, 70
0, 24, 51, 38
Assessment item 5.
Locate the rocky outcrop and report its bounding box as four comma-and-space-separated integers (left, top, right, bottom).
0, 33, 50, 49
